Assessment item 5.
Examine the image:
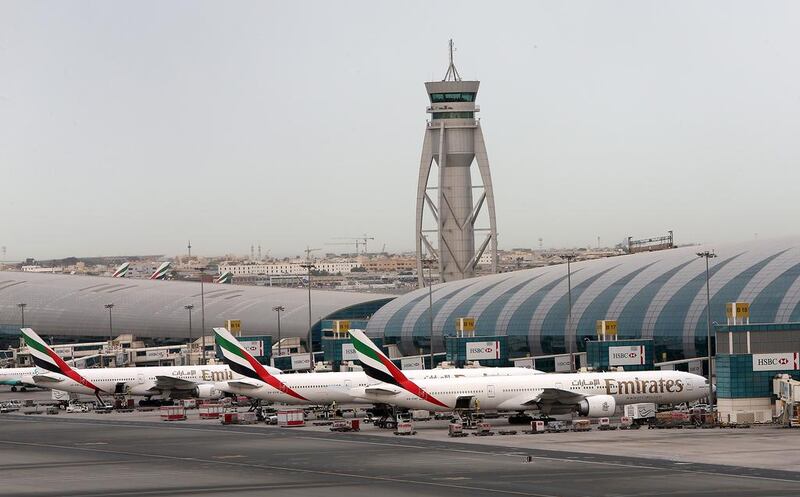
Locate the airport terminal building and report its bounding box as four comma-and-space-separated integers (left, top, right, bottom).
367, 238, 800, 362
0, 272, 393, 348
2, 237, 799, 368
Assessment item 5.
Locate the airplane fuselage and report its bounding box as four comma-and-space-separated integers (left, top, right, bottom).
217, 367, 542, 405
31, 365, 239, 397
354, 370, 710, 412
0, 367, 37, 387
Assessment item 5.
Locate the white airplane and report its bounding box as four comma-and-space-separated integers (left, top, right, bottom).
212, 327, 543, 405
349, 329, 711, 417
0, 367, 38, 392
20, 328, 276, 402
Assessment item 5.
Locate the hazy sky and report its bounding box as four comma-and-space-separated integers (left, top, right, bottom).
2, 1, 799, 260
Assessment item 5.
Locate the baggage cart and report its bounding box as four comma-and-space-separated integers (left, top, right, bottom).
394, 421, 416, 436
199, 403, 223, 420
278, 409, 305, 427
160, 406, 187, 421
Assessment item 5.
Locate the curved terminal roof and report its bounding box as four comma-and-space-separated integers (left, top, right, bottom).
0, 272, 393, 340
367, 237, 800, 360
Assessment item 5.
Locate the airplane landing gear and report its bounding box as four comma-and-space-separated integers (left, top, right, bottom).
139, 398, 173, 407
10, 386, 17, 392
370, 404, 400, 429
508, 412, 533, 424
375, 415, 397, 430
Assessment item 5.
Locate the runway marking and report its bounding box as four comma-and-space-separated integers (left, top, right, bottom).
0, 440, 562, 497
5, 416, 800, 485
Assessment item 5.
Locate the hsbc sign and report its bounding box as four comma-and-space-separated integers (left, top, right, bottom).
290, 354, 312, 371
341, 343, 358, 361
752, 352, 799, 371
554, 355, 572, 372
609, 346, 645, 366
241, 340, 264, 357
466, 341, 501, 360
401, 356, 424, 370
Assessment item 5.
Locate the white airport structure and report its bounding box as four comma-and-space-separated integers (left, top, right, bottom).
0, 272, 392, 341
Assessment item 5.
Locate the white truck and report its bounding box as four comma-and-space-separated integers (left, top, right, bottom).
623, 403, 657, 424
410, 410, 432, 421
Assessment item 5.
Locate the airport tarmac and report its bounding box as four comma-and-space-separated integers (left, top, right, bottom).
2, 394, 800, 497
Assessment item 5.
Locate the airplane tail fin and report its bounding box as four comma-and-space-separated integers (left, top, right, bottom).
349, 329, 448, 408
149, 262, 171, 280
112, 262, 130, 278
21, 328, 75, 376
348, 329, 408, 385
21, 328, 101, 392
212, 327, 307, 401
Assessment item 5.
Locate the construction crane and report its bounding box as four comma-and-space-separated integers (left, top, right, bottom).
324, 242, 360, 256
333, 234, 375, 255
303, 246, 321, 262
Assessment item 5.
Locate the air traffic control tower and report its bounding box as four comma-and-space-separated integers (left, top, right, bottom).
416, 41, 498, 285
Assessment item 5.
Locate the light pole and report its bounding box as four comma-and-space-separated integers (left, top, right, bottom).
17, 303, 27, 328
300, 262, 316, 369
104, 303, 115, 343
697, 250, 717, 405
422, 258, 435, 369
562, 254, 577, 372
197, 267, 207, 365
273, 305, 285, 359
184, 304, 194, 365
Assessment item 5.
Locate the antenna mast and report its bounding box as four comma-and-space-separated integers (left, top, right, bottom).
442, 39, 462, 82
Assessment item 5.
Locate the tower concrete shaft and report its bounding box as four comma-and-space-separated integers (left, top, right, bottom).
416, 48, 497, 285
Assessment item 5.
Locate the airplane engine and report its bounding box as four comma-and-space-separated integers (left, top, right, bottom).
577, 395, 616, 417
194, 384, 223, 399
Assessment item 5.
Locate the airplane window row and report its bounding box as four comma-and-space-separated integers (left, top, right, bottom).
429, 390, 480, 395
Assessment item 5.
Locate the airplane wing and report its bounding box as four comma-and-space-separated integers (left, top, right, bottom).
32, 374, 65, 384
154, 375, 199, 391
529, 388, 586, 415
532, 387, 585, 406
226, 379, 263, 389
502, 388, 586, 413
364, 384, 403, 396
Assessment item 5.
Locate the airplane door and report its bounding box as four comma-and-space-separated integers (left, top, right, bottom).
344, 380, 352, 389
137, 373, 144, 385
488, 385, 495, 398
686, 378, 694, 391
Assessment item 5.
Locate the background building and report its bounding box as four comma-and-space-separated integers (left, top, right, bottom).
219, 261, 360, 276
